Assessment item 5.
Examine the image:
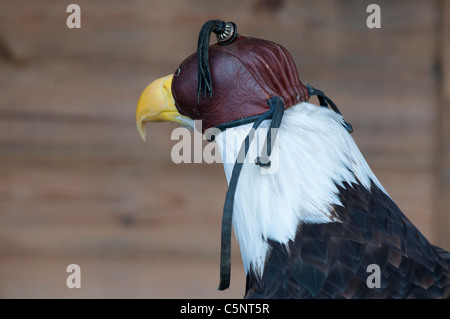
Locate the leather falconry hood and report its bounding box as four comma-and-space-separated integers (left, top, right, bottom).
171, 21, 310, 132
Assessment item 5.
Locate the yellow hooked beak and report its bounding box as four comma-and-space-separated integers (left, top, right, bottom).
136, 74, 194, 141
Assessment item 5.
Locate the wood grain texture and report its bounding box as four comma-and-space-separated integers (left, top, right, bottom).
436, 0, 450, 250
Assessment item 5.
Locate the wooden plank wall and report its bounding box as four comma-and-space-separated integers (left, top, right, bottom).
0, 0, 448, 298
437, 0, 450, 248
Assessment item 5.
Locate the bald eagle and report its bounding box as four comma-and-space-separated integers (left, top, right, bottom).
136, 20, 450, 298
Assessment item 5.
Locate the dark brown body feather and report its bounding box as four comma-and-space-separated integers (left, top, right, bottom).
244, 181, 450, 298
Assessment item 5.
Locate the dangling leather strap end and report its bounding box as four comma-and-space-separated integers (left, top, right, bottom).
306, 85, 353, 134
255, 156, 271, 167
255, 96, 285, 168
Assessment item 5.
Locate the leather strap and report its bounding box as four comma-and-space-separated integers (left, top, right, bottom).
218, 96, 284, 290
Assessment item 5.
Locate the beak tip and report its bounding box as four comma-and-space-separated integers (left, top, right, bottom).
137, 122, 147, 142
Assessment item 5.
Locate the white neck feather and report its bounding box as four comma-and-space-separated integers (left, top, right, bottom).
214, 102, 387, 277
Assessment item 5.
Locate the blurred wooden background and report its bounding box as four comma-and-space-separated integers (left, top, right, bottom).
0, 0, 449, 298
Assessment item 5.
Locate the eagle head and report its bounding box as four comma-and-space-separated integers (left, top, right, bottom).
137, 20, 309, 138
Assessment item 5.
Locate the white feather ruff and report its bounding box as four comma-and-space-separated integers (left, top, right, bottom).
214, 102, 388, 277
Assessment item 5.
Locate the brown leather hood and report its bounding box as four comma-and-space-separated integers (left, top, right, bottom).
171, 35, 309, 132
